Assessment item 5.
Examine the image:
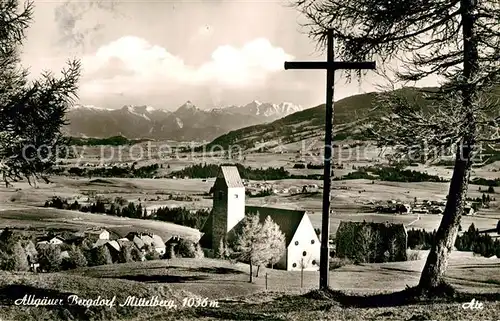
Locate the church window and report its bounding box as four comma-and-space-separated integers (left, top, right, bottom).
295, 241, 299, 246
312, 260, 317, 265
311, 240, 315, 244
234, 194, 238, 199
302, 251, 307, 256
292, 263, 297, 268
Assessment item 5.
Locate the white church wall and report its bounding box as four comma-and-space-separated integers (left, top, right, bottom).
226, 186, 245, 233
286, 215, 321, 271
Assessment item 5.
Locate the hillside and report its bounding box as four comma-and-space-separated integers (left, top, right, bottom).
0, 255, 498, 320
204, 87, 439, 151
204, 86, 500, 155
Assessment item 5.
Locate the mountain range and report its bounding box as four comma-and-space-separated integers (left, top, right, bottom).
65, 101, 303, 141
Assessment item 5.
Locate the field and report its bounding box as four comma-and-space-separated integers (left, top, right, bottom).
1, 174, 499, 235
0, 204, 201, 242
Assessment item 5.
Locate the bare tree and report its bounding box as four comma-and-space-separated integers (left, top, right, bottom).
232, 213, 285, 282
255, 215, 286, 276
0, 0, 81, 187
290, 0, 499, 292
232, 214, 263, 283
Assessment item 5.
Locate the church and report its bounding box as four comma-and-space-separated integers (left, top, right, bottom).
200, 166, 320, 271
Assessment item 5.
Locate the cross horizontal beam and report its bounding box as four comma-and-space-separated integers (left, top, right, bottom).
284, 61, 376, 70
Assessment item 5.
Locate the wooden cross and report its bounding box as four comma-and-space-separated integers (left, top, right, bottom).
284, 29, 376, 290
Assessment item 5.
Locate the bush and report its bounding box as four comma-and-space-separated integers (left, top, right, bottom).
130, 247, 143, 261
193, 243, 204, 259
37, 244, 62, 272
89, 246, 113, 266
23, 240, 38, 264
406, 249, 423, 261
11, 242, 29, 271
0, 241, 29, 271
165, 244, 176, 259
61, 245, 87, 270
145, 250, 161, 261
0, 250, 13, 271
329, 257, 352, 270
177, 240, 204, 258
119, 242, 135, 263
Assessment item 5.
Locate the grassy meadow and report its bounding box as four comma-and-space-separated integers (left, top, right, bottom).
0, 253, 498, 320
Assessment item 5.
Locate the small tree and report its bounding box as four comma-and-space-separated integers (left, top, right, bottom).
356, 225, 373, 263
487, 186, 495, 193
0, 0, 81, 187
67, 245, 87, 269
256, 215, 286, 276
231, 214, 263, 283
216, 238, 230, 259
193, 242, 204, 259
119, 242, 135, 263
37, 244, 62, 272
145, 249, 161, 261
232, 213, 285, 282
178, 239, 203, 258
0, 241, 30, 271
130, 246, 142, 262
23, 240, 38, 265
165, 244, 176, 259
90, 245, 112, 266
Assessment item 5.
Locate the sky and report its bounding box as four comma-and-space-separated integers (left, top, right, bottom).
21, 0, 440, 110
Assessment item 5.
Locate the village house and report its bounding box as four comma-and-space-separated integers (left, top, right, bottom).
200, 166, 320, 271
128, 234, 146, 251
37, 235, 65, 245
464, 206, 475, 216
84, 228, 110, 241
140, 233, 166, 255
151, 235, 166, 255
125, 232, 166, 256
92, 239, 122, 262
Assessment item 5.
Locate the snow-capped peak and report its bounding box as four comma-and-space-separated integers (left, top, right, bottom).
176, 100, 198, 112
121, 105, 151, 120
72, 104, 113, 111
182, 100, 195, 108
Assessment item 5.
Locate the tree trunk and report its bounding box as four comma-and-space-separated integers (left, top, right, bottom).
418, 144, 473, 290
249, 261, 253, 283
256, 265, 260, 277
418, 0, 478, 292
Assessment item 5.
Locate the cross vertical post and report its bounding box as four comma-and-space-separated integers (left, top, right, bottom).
320, 29, 334, 290
284, 28, 376, 290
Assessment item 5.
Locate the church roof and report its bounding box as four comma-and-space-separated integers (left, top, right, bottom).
246, 206, 306, 247
220, 166, 244, 188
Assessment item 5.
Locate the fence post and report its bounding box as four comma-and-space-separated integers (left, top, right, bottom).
265, 273, 268, 290
301, 258, 304, 288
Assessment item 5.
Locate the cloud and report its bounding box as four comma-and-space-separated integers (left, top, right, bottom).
53, 0, 122, 51
79, 36, 293, 96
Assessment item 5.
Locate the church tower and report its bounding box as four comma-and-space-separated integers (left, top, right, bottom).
211, 166, 246, 250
